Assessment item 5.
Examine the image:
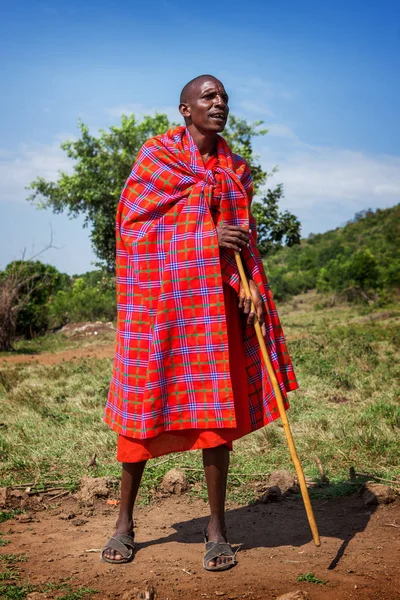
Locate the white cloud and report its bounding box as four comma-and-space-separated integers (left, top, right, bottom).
0, 139, 72, 204
275, 148, 400, 203
259, 142, 400, 234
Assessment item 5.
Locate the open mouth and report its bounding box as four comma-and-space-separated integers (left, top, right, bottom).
209, 113, 226, 122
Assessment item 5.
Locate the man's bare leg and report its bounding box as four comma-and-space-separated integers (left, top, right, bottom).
102, 460, 146, 561
203, 445, 232, 568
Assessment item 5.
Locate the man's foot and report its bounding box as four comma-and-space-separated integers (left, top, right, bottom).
203, 523, 236, 571
102, 521, 134, 563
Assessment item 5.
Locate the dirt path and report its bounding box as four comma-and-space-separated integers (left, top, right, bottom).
3, 494, 400, 599
0, 343, 115, 365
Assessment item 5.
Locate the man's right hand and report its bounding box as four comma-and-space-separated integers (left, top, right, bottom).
216, 225, 250, 252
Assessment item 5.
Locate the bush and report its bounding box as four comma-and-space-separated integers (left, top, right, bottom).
267, 265, 316, 301
49, 272, 116, 327
1, 261, 67, 340
317, 250, 380, 296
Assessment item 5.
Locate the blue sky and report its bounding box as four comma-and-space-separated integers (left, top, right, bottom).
1, 0, 399, 274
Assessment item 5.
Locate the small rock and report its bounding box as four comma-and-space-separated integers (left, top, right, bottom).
59, 512, 76, 520
18, 515, 34, 523
267, 470, 297, 495
362, 482, 396, 505
276, 592, 310, 600
75, 476, 111, 506
27, 594, 45, 600
260, 485, 283, 503
257, 470, 297, 503
160, 468, 189, 495
72, 518, 88, 527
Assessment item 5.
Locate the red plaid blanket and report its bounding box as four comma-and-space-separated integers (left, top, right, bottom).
105, 126, 298, 438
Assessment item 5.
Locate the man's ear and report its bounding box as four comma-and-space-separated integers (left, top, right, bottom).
179, 102, 191, 120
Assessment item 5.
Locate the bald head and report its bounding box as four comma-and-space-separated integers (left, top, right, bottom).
180, 74, 223, 104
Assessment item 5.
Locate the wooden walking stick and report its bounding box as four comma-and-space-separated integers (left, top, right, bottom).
235, 252, 321, 547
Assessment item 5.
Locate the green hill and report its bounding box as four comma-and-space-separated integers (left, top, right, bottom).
264, 204, 400, 301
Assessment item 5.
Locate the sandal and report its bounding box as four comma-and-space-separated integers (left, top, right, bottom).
101, 533, 135, 564
202, 529, 237, 572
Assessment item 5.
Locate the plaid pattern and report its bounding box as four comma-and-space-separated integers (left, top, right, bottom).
105, 126, 298, 439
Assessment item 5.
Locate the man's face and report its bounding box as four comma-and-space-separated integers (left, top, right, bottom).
179, 78, 229, 133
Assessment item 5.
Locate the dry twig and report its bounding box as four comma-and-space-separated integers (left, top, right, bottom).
350, 467, 400, 486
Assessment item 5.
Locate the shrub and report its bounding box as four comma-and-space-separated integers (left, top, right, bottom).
49, 272, 116, 327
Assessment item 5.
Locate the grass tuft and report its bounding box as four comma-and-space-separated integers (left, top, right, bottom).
0, 536, 10, 547
0, 511, 23, 524
0, 583, 34, 599
297, 572, 327, 585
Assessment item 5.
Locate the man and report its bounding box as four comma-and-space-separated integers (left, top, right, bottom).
102, 75, 298, 571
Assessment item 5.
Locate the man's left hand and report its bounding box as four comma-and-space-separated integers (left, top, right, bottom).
238, 279, 267, 336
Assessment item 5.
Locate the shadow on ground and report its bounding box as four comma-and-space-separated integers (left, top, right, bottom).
135, 487, 376, 571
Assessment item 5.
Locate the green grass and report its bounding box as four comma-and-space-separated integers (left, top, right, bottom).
0, 583, 34, 599
0, 553, 28, 590
297, 572, 327, 585
0, 555, 27, 565
0, 570, 96, 600
0, 511, 23, 524
0, 546, 97, 600
0, 582, 97, 600
0, 570, 20, 582
0, 293, 399, 502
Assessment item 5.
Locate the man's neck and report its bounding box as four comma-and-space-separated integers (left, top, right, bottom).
187, 125, 217, 161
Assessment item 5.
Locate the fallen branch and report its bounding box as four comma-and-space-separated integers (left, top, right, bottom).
11, 480, 72, 490
350, 468, 400, 486
48, 490, 70, 501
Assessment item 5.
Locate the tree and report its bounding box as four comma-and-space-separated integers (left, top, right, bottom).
251, 185, 301, 256
28, 114, 300, 270
0, 260, 64, 350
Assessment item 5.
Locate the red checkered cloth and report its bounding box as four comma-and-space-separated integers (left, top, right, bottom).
105, 126, 298, 439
